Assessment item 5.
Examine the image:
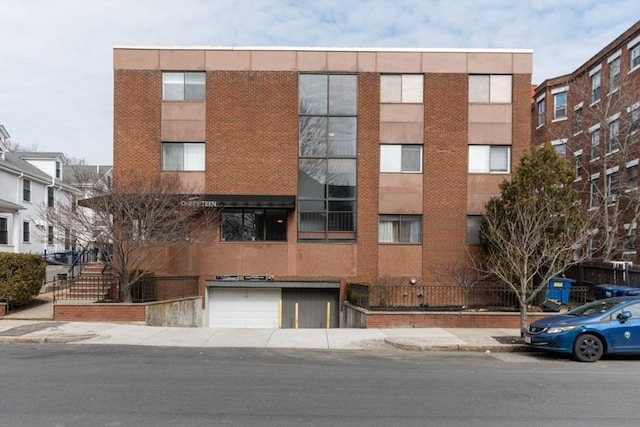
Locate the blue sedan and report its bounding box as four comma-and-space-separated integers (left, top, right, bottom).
525, 296, 640, 362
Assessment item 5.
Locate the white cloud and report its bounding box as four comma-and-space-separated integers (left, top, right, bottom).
0, 0, 637, 163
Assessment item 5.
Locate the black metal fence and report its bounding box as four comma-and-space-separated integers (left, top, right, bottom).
347, 283, 589, 311
53, 275, 200, 303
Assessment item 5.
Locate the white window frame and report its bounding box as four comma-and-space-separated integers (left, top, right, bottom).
551, 138, 567, 156
607, 50, 621, 93
589, 173, 600, 210
573, 103, 583, 135
380, 145, 422, 173
589, 65, 602, 104
606, 166, 619, 204
574, 150, 583, 181
626, 158, 639, 191
552, 87, 568, 120
627, 35, 640, 73
607, 114, 620, 154
589, 124, 601, 161
536, 94, 546, 127
468, 145, 510, 174
22, 221, 30, 243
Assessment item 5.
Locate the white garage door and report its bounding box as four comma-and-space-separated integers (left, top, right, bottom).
208, 288, 280, 328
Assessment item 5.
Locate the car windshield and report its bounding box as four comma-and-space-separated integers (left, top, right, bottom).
567, 300, 623, 317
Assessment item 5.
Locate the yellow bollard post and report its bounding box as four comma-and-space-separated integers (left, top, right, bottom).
326, 301, 331, 329
294, 303, 299, 329
278, 299, 282, 329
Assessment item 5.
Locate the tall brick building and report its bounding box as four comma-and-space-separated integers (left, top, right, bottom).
113, 46, 532, 327
532, 21, 640, 264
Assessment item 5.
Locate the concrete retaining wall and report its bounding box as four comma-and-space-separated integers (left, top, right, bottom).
343, 303, 550, 328
145, 297, 202, 327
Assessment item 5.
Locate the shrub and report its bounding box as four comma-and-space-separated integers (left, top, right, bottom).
0, 253, 46, 307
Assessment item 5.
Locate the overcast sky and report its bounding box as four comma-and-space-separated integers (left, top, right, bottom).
0, 0, 638, 165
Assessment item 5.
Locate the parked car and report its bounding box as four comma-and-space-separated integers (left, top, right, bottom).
525, 296, 640, 362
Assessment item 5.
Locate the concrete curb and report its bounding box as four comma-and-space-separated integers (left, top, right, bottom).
384, 338, 530, 353
0, 335, 95, 344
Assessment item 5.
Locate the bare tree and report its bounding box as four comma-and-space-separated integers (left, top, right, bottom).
44, 170, 219, 302
564, 71, 640, 262
480, 144, 591, 335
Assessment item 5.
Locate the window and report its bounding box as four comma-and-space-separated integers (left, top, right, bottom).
469, 75, 512, 103
467, 215, 482, 245
298, 74, 357, 239
22, 221, 30, 243
536, 97, 545, 127
380, 74, 423, 103
608, 118, 620, 154
590, 69, 601, 103
379, 215, 422, 243
162, 142, 205, 171
380, 145, 422, 173
606, 169, 619, 204
468, 145, 510, 173
589, 175, 599, 209
609, 56, 621, 92
553, 90, 567, 119
23, 179, 31, 202
221, 209, 287, 241
627, 161, 638, 189
574, 153, 583, 180
0, 217, 7, 244
623, 224, 637, 254
47, 226, 54, 245
552, 139, 567, 156
47, 187, 54, 208
162, 72, 205, 101
631, 41, 640, 70
590, 127, 600, 160
629, 103, 640, 134
64, 229, 76, 251
55, 161, 61, 179
574, 106, 583, 134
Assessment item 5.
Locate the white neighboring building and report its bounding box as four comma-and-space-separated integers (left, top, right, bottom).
0, 125, 84, 255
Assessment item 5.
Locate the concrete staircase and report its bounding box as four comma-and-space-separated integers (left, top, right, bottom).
64, 262, 114, 300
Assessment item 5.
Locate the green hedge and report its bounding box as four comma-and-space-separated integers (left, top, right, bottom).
0, 253, 46, 307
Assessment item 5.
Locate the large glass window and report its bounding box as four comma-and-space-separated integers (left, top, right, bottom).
574, 106, 583, 134
379, 215, 422, 243
468, 145, 510, 173
298, 74, 357, 239
0, 217, 7, 245
536, 97, 545, 127
380, 74, 423, 103
627, 162, 638, 189
47, 187, 54, 208
469, 75, 512, 104
467, 215, 482, 245
380, 145, 422, 173
162, 72, 205, 101
590, 128, 600, 160
631, 42, 640, 70
162, 142, 205, 171
221, 208, 287, 242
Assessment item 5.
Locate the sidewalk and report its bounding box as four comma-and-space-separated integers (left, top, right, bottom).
0, 318, 528, 352
0, 295, 528, 352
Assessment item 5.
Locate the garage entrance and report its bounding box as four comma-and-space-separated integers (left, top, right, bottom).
206, 281, 341, 328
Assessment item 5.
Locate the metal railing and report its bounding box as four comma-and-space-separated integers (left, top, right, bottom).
53, 275, 199, 303
347, 283, 589, 311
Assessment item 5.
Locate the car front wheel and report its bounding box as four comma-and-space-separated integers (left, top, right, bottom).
573, 334, 604, 362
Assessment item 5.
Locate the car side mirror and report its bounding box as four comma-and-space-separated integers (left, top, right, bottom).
616, 311, 632, 323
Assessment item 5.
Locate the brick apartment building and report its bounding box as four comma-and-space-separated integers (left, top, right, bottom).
532, 21, 640, 264
113, 46, 532, 328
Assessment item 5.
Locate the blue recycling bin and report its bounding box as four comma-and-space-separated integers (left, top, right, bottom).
546, 278, 574, 305
593, 284, 640, 299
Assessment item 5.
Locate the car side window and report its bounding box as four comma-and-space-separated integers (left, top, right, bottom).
614, 303, 640, 320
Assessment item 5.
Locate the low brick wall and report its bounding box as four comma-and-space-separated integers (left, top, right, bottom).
343, 303, 550, 328
54, 303, 146, 322
0, 303, 7, 317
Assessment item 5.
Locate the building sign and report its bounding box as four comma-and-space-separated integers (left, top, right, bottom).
180, 200, 218, 208
243, 275, 267, 281
215, 275, 239, 281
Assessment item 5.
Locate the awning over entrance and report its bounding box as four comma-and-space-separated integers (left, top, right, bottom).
201, 194, 295, 209
0, 198, 25, 213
